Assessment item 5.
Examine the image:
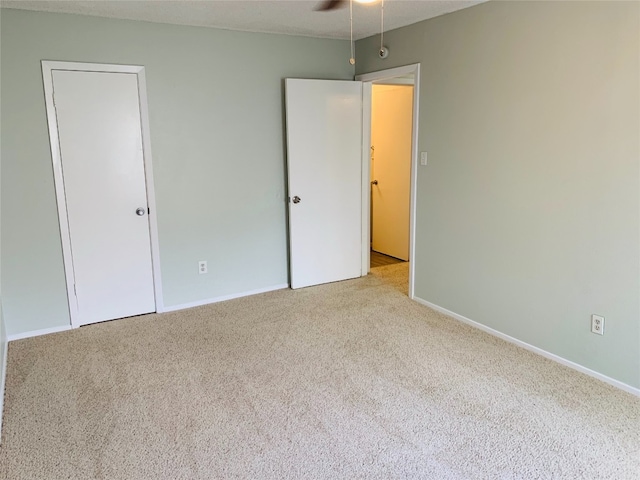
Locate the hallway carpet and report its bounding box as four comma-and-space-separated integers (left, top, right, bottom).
1, 264, 638, 479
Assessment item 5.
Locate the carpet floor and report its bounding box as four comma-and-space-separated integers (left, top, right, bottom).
0, 264, 638, 479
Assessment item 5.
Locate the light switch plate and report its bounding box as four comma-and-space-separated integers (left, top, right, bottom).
420, 152, 428, 166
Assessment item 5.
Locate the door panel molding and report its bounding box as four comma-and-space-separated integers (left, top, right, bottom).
356, 63, 421, 299
41, 61, 164, 328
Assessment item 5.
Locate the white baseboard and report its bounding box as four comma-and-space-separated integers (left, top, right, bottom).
162, 283, 290, 313
413, 296, 640, 397
0, 333, 7, 442
7, 324, 73, 342
7, 284, 290, 339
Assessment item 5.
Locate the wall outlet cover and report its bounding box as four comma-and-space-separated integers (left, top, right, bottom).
591, 314, 604, 335
198, 261, 208, 274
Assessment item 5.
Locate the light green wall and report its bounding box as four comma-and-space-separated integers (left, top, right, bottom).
357, 1, 640, 388
0, 8, 353, 335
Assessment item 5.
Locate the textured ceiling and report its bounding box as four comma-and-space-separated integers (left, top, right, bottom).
0, 0, 487, 40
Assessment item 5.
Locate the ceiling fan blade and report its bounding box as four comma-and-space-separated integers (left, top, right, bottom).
315, 0, 346, 12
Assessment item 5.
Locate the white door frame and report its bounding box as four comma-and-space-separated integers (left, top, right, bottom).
356, 64, 421, 299
41, 61, 164, 328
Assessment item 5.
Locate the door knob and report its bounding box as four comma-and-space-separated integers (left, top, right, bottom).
292, 196, 301, 204
371, 180, 378, 185
136, 208, 146, 216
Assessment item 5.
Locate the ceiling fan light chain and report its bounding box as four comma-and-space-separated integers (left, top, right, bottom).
378, 0, 388, 59
380, 0, 384, 51
350, 0, 356, 65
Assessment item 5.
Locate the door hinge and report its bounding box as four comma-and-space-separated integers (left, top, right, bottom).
73, 284, 77, 296
148, 207, 150, 215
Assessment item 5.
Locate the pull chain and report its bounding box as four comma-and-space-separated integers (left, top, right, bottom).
349, 0, 355, 65
380, 0, 384, 52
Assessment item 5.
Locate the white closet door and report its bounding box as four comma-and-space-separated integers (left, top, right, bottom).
53, 70, 155, 325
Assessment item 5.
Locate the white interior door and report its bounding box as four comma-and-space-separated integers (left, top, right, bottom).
285, 79, 362, 289
371, 84, 413, 261
52, 70, 156, 325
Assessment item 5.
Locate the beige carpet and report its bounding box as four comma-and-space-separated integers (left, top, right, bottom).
1, 264, 638, 479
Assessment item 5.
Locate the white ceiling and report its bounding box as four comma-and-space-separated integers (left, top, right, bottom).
0, 0, 487, 40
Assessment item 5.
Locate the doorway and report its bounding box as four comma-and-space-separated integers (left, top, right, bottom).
42, 61, 164, 328
357, 64, 420, 298
370, 83, 413, 263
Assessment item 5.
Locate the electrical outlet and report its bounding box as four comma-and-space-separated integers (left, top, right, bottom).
420, 151, 428, 166
591, 314, 604, 335
198, 261, 207, 274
